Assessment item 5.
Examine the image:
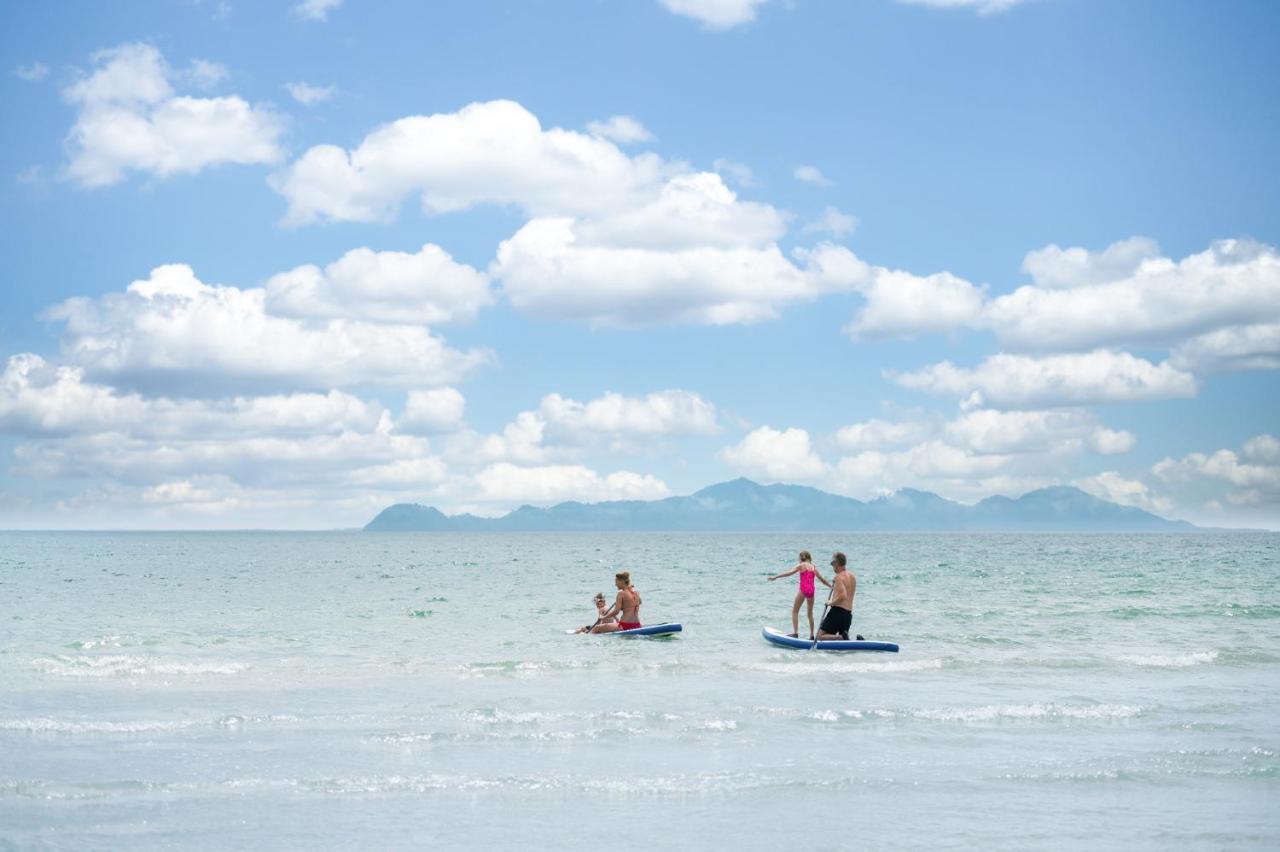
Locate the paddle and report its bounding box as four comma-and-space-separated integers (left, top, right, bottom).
811, 587, 834, 651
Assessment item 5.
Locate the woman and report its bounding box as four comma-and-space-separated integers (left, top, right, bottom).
591, 571, 642, 633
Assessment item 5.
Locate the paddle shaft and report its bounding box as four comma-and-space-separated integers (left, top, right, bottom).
811, 588, 834, 651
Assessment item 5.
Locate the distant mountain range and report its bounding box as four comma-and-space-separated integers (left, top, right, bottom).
364, 478, 1197, 532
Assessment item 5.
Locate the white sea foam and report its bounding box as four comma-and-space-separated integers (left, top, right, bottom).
31, 654, 248, 678
0, 714, 274, 735
747, 657, 944, 675
1116, 651, 1218, 668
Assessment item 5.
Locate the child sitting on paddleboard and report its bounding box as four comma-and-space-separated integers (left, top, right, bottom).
573, 592, 617, 634
768, 550, 831, 639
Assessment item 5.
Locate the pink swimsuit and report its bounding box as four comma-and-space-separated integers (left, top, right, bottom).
799, 567, 816, 598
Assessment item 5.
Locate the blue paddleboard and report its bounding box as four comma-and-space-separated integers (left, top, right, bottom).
762, 626, 898, 652
613, 622, 682, 637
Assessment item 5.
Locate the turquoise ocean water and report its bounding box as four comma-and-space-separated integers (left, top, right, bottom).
1, 531, 1277, 849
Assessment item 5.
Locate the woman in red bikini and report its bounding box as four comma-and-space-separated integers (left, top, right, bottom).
768, 550, 831, 639
590, 571, 642, 633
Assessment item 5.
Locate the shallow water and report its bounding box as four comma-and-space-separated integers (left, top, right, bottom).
1, 531, 1277, 849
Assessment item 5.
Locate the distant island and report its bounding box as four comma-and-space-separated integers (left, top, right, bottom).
364, 478, 1197, 532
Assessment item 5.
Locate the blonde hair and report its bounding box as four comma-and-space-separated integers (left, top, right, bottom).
615, 571, 631, 587
799, 550, 812, 563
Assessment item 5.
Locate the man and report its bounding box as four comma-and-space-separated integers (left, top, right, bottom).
817, 552, 862, 641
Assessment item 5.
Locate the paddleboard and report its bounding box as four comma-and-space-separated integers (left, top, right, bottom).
614, 622, 681, 637
762, 626, 898, 652
565, 622, 682, 637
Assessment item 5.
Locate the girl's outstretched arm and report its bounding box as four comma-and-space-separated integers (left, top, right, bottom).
768, 565, 802, 581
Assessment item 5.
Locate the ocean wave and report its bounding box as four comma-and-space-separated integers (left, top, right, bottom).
0, 713, 288, 735
30, 654, 249, 678
1116, 651, 1218, 668
743, 657, 944, 675
753, 702, 1144, 725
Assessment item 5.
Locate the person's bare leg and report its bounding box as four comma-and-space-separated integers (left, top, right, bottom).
805, 597, 815, 639
790, 592, 803, 636
590, 622, 620, 634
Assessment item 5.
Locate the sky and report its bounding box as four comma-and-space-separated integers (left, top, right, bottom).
0, 0, 1277, 530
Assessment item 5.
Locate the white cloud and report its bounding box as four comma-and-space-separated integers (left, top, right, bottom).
469, 463, 670, 506
986, 238, 1280, 353
659, 0, 769, 29
494, 218, 861, 325
0, 353, 386, 440
793, 164, 832, 187
285, 81, 335, 105
186, 59, 228, 89
63, 43, 283, 187
846, 267, 985, 340
719, 426, 828, 482
896, 0, 1027, 14
45, 264, 492, 394
834, 418, 936, 452
397, 388, 466, 435
712, 157, 757, 188
271, 99, 669, 225
802, 205, 857, 236
586, 115, 653, 144
14, 62, 49, 82
264, 243, 492, 326
1143, 434, 1280, 526
538, 390, 719, 441
293, 0, 342, 21
943, 408, 1134, 456
891, 350, 1198, 409
1020, 236, 1161, 290
1170, 323, 1280, 373
1075, 471, 1173, 515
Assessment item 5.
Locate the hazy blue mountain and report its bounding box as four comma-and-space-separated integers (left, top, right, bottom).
364, 479, 1197, 532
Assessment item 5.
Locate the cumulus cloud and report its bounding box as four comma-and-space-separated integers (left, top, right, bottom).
802, 205, 857, 236
942, 408, 1133, 455
271, 99, 669, 225
586, 115, 653, 144
890, 350, 1198, 409
659, 0, 769, 29
45, 264, 492, 394
1020, 236, 1161, 290
825, 407, 1134, 501
469, 463, 669, 506
62, 43, 283, 187
397, 388, 466, 435
719, 426, 828, 482
712, 158, 757, 188
834, 418, 936, 452
793, 164, 832, 187
1076, 434, 1280, 528
846, 267, 985, 340
186, 59, 228, 89
293, 0, 342, 21
493, 172, 863, 325
265, 243, 492, 325
538, 390, 719, 441
0, 353, 386, 440
285, 82, 335, 105
985, 239, 1280, 353
1170, 323, 1280, 373
1075, 471, 1174, 516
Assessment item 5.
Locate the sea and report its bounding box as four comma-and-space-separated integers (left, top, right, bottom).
1, 531, 1277, 850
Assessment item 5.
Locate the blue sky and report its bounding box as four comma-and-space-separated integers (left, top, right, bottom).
1, 0, 1277, 529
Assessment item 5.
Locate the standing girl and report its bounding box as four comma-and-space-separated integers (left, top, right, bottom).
768, 550, 831, 639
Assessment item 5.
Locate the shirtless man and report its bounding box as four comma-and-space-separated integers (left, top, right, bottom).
817, 552, 859, 641
590, 571, 641, 633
